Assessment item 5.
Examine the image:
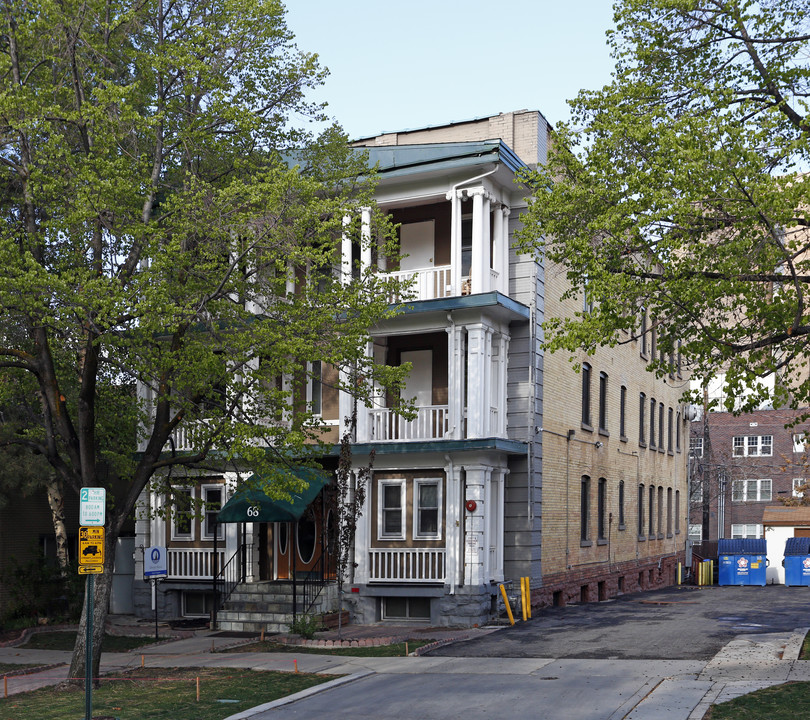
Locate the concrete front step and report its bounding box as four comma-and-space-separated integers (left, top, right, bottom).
217, 581, 338, 633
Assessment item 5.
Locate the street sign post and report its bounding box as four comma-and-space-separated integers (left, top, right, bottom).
143, 546, 168, 639
79, 487, 106, 526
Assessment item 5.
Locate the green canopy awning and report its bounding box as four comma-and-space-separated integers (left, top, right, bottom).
216, 467, 330, 523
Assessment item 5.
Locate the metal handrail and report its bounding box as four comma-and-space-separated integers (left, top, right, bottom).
211, 524, 250, 628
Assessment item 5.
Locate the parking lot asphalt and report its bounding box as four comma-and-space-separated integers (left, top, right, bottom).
426, 584, 810, 660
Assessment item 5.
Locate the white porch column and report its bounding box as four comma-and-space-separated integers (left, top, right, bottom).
466, 323, 488, 438
446, 321, 464, 440
353, 470, 371, 584
469, 189, 491, 295
354, 340, 373, 441
446, 189, 462, 295
464, 465, 487, 586
341, 215, 352, 284
360, 207, 372, 276
482, 466, 493, 583
499, 207, 511, 295
492, 205, 503, 296
444, 458, 461, 592
498, 334, 509, 436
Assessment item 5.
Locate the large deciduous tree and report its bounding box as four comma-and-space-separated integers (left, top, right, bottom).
0, 0, 403, 682
518, 0, 810, 410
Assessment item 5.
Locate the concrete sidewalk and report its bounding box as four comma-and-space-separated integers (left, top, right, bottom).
1, 620, 809, 719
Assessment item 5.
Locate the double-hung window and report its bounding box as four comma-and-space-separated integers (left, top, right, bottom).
414, 479, 441, 539
731, 479, 772, 502
689, 437, 703, 458
171, 487, 194, 541
202, 485, 224, 540
379, 480, 405, 539
732, 435, 772, 457
639, 393, 646, 445
581, 363, 592, 428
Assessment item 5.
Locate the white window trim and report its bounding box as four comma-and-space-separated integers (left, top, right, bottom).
730, 523, 764, 539
732, 435, 773, 457
793, 478, 807, 498
731, 478, 772, 502
413, 478, 442, 540
688, 523, 702, 542
378, 479, 405, 540
201, 484, 225, 541
171, 487, 195, 542
689, 437, 703, 458
794, 434, 807, 453
689, 480, 703, 504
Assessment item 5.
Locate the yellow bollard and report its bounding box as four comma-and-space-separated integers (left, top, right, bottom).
196, 676, 200, 702
520, 577, 528, 622
525, 577, 532, 619
710, 560, 714, 586
499, 584, 515, 626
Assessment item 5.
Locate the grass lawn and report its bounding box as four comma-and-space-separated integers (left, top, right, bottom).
705, 681, 810, 719
226, 639, 434, 656
801, 631, 810, 660
0, 664, 41, 674
22, 631, 163, 652
0, 667, 333, 720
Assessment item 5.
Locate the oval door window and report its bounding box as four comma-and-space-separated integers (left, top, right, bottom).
297, 509, 317, 564
277, 522, 288, 556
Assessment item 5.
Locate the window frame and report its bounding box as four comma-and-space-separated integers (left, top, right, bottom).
618, 479, 626, 529
794, 433, 807, 453
731, 478, 772, 502
649, 397, 656, 449
378, 479, 406, 540
580, 475, 591, 544
597, 478, 607, 542
639, 393, 646, 446
690, 437, 703, 458
581, 363, 592, 429
201, 484, 225, 541
730, 523, 764, 539
413, 478, 442, 540
619, 385, 627, 441
171, 486, 195, 542
658, 402, 664, 451
637, 483, 645, 538
732, 435, 773, 457
598, 372, 608, 434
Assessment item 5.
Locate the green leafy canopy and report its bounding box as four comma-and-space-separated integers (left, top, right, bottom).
517, 0, 810, 412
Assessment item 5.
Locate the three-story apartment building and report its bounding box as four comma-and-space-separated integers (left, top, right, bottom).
133, 110, 688, 627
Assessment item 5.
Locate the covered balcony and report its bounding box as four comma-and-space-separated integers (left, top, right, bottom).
353, 327, 509, 444
343, 193, 511, 304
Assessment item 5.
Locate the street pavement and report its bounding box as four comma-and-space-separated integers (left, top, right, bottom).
1, 586, 810, 719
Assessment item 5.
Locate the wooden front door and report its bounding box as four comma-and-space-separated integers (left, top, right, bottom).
271, 502, 336, 581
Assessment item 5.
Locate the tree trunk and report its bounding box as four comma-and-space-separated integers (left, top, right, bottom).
68, 527, 117, 686
44, 475, 70, 574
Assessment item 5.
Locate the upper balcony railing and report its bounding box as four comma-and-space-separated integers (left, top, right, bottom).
384, 265, 453, 303
381, 265, 504, 304
369, 405, 449, 442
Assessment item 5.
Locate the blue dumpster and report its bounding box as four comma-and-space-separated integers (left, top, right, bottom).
783, 537, 810, 587
718, 538, 767, 586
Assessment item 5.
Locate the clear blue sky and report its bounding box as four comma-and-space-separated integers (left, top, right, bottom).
284, 1, 617, 140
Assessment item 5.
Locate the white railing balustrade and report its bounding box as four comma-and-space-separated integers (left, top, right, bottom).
369, 548, 446, 583
383, 265, 453, 303
369, 405, 449, 441
167, 548, 225, 579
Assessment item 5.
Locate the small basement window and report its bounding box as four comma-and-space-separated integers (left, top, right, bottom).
382, 596, 431, 621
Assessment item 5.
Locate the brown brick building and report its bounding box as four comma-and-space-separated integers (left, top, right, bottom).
689, 407, 810, 544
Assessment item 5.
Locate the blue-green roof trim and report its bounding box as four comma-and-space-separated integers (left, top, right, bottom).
361, 140, 527, 178
333, 437, 528, 457
393, 291, 530, 319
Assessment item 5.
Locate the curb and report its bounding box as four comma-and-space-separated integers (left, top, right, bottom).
221, 670, 374, 720
781, 626, 808, 661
